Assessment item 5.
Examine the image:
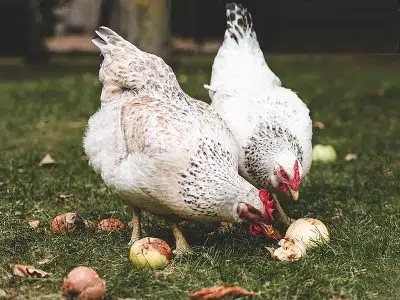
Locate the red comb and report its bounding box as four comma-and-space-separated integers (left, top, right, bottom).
291, 161, 300, 189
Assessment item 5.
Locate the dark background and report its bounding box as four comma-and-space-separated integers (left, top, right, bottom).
0, 0, 399, 58
170, 0, 400, 52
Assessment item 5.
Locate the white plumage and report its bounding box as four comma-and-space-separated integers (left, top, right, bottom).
84, 26, 274, 253
206, 3, 313, 202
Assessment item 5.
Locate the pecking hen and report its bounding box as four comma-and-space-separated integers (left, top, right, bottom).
205, 3, 313, 226
84, 26, 275, 255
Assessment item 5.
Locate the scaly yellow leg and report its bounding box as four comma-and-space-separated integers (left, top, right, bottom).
169, 222, 192, 256
128, 207, 142, 246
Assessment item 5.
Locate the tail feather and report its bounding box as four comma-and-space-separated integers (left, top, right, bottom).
225, 2, 256, 44
91, 26, 181, 97
92, 26, 138, 53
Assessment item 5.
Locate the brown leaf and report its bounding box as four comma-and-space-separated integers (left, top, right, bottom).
38, 258, 54, 265
10, 264, 50, 278
189, 285, 258, 300
81, 154, 88, 161
55, 194, 73, 203
38, 153, 56, 166
314, 121, 325, 129
28, 220, 40, 229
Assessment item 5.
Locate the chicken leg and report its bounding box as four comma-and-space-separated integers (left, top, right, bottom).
128, 207, 142, 246
168, 222, 192, 256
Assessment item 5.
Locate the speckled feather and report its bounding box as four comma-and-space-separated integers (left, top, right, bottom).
84, 26, 266, 223
206, 3, 313, 189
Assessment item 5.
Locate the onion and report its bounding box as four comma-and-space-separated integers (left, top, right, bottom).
129, 237, 172, 270
285, 218, 330, 248
271, 218, 329, 261
272, 238, 306, 261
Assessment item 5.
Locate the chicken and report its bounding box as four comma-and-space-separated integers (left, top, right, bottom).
84, 27, 275, 255
205, 3, 313, 226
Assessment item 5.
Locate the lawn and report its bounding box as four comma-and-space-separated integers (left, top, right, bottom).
0, 53, 399, 299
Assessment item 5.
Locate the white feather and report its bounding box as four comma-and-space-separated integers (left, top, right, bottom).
207, 4, 312, 189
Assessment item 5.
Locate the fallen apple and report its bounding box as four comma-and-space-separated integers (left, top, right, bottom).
51, 212, 85, 234
62, 266, 105, 300
98, 218, 125, 232
129, 237, 172, 270
312, 144, 337, 163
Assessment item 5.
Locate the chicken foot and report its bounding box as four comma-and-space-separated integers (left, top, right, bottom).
128, 207, 142, 246
168, 222, 192, 256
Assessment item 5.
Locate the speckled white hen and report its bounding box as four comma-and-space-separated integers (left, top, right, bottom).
83, 27, 274, 255
205, 3, 313, 204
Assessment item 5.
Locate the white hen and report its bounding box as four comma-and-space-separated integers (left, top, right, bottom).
84, 27, 275, 255
206, 3, 312, 213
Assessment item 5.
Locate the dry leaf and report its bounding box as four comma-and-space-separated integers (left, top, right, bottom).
81, 154, 88, 161
38, 258, 54, 265
314, 121, 325, 129
189, 285, 258, 300
344, 153, 357, 161
39, 153, 56, 166
28, 220, 40, 229
10, 264, 50, 278
55, 194, 73, 203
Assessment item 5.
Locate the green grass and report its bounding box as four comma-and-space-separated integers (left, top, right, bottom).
0, 53, 399, 299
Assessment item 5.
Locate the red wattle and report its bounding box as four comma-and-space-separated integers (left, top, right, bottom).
259, 189, 274, 222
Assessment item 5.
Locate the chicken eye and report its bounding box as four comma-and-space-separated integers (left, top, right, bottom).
279, 169, 289, 181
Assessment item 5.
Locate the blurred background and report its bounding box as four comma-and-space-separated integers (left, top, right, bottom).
0, 0, 399, 64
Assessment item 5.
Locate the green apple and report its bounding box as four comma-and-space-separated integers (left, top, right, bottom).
312, 144, 337, 163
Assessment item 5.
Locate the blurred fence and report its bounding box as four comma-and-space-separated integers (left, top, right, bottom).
0, 0, 399, 59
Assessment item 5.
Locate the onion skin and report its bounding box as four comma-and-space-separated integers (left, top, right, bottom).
129, 237, 172, 270
62, 266, 106, 300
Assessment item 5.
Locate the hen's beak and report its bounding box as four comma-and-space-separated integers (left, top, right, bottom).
260, 223, 283, 240
289, 189, 299, 201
